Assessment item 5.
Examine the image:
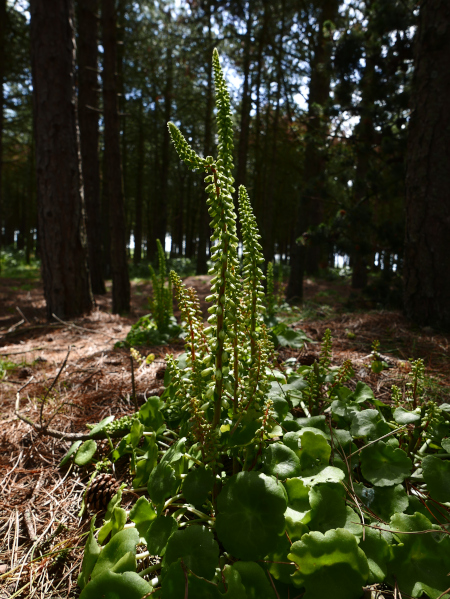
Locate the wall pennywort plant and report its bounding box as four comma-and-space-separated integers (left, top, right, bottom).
77, 50, 450, 599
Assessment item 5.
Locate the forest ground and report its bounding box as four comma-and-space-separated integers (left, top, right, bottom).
0, 274, 449, 598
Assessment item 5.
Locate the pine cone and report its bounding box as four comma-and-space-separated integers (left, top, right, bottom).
156, 364, 167, 380
85, 473, 119, 512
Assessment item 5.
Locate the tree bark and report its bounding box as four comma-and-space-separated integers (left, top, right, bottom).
196, 1, 214, 275
235, 5, 253, 191
404, 0, 450, 329
77, 0, 105, 294
155, 41, 172, 258
102, 0, 130, 313
0, 0, 6, 271
133, 96, 144, 265
30, 0, 93, 319
288, 0, 338, 299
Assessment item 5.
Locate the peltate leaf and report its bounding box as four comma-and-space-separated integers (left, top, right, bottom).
361, 441, 412, 486
422, 455, 450, 503
60, 440, 82, 467
74, 439, 97, 466
388, 512, 450, 599
231, 561, 276, 598
288, 529, 369, 599
79, 571, 152, 599
354, 482, 409, 522
348, 381, 375, 404
393, 407, 421, 425
359, 527, 391, 584
262, 443, 301, 479
308, 483, 362, 538
182, 467, 215, 505
216, 472, 287, 560
161, 559, 220, 598
350, 409, 390, 440
163, 525, 219, 579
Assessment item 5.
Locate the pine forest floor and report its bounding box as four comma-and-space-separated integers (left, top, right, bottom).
0, 273, 449, 598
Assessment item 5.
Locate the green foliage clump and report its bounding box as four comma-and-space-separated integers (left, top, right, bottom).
78, 50, 450, 599
117, 239, 182, 348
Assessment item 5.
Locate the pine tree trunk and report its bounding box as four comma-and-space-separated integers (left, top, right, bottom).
153, 32, 172, 259
30, 0, 93, 319
404, 0, 450, 329
102, 0, 130, 313
288, 0, 338, 298
235, 6, 253, 191
0, 0, 6, 271
133, 97, 144, 265
77, 0, 105, 294
196, 2, 214, 275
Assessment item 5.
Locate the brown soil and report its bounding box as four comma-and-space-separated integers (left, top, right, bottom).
0, 274, 449, 597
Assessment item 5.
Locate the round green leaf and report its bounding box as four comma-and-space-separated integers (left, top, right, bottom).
350, 409, 390, 440
422, 455, 450, 503
393, 407, 421, 425
298, 431, 331, 475
331, 400, 360, 424
144, 516, 178, 556
79, 570, 152, 599
288, 529, 369, 599
147, 462, 179, 506
231, 562, 276, 599
354, 482, 409, 522
388, 512, 450, 599
301, 465, 345, 487
359, 527, 390, 584
129, 496, 157, 537
263, 443, 301, 479
161, 559, 221, 599
308, 483, 362, 538
164, 525, 219, 579
182, 467, 215, 505
361, 441, 412, 486
74, 439, 97, 466
216, 472, 287, 560
91, 528, 139, 579
348, 381, 375, 404
59, 440, 82, 467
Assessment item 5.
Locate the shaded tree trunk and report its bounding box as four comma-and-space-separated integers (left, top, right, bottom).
77, 0, 105, 294
133, 96, 144, 265
196, 1, 214, 275
153, 24, 172, 258
102, 0, 130, 313
30, 0, 93, 319
235, 5, 253, 191
404, 0, 450, 329
288, 0, 338, 299
0, 0, 6, 271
